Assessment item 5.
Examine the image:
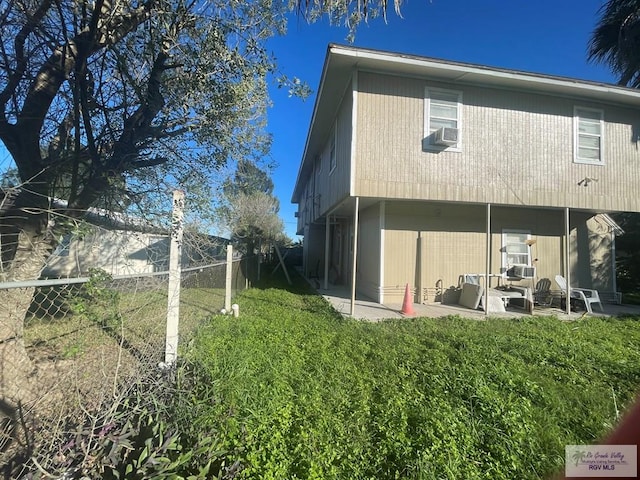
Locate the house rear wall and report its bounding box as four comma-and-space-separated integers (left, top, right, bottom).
355, 71, 640, 213
377, 202, 613, 304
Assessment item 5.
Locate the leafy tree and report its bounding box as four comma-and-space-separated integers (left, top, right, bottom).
0, 0, 401, 410
223, 158, 275, 197
220, 160, 284, 255
225, 190, 285, 252
0, 0, 281, 407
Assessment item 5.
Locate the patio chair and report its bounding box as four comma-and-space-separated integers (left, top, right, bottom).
533, 278, 553, 307
554, 275, 604, 314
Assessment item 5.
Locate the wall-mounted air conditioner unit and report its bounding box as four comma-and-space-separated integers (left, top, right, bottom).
434, 127, 459, 146
509, 265, 536, 279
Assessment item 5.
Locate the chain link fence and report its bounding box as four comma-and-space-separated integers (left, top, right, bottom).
0, 219, 259, 476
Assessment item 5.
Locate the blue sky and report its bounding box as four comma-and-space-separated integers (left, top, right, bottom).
0, 1, 619, 239
267, 0, 618, 239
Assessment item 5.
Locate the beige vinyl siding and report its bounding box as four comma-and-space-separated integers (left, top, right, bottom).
296, 178, 311, 235
380, 201, 608, 304
355, 71, 640, 213
295, 80, 354, 233
312, 81, 353, 219
382, 202, 487, 303
356, 203, 381, 301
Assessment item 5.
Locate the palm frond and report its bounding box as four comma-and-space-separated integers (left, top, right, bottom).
588, 0, 640, 87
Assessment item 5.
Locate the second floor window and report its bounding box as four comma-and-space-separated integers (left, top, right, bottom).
574, 107, 604, 164
424, 88, 462, 150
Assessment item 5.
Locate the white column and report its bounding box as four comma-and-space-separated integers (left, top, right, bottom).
565, 207, 571, 315
324, 215, 330, 290
379, 201, 386, 303
485, 203, 491, 316
350, 197, 360, 316
611, 231, 618, 297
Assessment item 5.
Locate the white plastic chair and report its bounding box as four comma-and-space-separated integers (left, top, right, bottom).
554, 275, 604, 314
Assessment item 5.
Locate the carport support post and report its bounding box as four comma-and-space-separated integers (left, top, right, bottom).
565, 207, 571, 315
324, 215, 330, 290
350, 197, 360, 316
611, 230, 618, 296
485, 203, 491, 317
165, 190, 185, 366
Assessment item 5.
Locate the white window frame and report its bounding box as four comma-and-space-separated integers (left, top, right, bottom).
423, 87, 463, 151
501, 229, 532, 271
574, 106, 604, 165
329, 125, 337, 174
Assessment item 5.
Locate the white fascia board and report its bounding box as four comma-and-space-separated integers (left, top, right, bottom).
329, 44, 640, 106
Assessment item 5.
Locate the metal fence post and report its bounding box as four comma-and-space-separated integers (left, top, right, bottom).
165, 190, 185, 366
225, 244, 233, 311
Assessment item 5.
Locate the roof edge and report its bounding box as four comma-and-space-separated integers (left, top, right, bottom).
326, 43, 640, 99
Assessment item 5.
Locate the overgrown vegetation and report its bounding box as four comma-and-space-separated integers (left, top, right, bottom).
179, 276, 640, 479
16, 272, 640, 478
18, 371, 220, 480
11, 283, 224, 478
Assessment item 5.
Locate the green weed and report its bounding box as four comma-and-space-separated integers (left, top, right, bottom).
181, 282, 640, 479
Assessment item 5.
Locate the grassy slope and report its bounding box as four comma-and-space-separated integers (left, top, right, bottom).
185, 276, 640, 479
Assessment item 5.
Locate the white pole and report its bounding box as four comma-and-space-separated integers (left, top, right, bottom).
611, 231, 617, 297
417, 231, 423, 304
565, 207, 571, 315
324, 215, 330, 290
165, 190, 185, 366
350, 197, 360, 316
225, 244, 233, 312
485, 203, 491, 316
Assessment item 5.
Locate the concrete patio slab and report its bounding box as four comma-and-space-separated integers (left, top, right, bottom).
315, 283, 640, 322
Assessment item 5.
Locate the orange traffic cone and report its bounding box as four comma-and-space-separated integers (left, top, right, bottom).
401, 283, 415, 316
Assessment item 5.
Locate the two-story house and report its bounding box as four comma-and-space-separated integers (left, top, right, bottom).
292, 44, 638, 313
